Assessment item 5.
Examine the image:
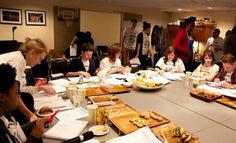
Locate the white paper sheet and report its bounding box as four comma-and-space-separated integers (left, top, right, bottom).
106, 127, 162, 143
49, 79, 70, 87
50, 85, 66, 93
104, 78, 123, 85
34, 96, 68, 110
83, 139, 100, 143
164, 72, 182, 81
56, 107, 88, 121
44, 120, 88, 140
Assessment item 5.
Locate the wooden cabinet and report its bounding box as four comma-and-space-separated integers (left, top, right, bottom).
167, 25, 215, 43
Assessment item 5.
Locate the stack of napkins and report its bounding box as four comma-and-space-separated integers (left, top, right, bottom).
106, 127, 162, 143
44, 120, 88, 140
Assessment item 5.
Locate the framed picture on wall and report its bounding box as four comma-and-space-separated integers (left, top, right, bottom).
25, 10, 46, 26
0, 8, 22, 25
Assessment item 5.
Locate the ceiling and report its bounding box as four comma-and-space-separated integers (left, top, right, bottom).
93, 0, 236, 12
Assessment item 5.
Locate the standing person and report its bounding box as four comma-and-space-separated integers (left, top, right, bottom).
224, 26, 236, 58
151, 25, 162, 64
206, 28, 224, 66
62, 39, 80, 62
192, 50, 219, 81
122, 18, 138, 66
174, 17, 196, 71
135, 21, 151, 70
0, 38, 55, 124
0, 63, 47, 143
98, 43, 124, 75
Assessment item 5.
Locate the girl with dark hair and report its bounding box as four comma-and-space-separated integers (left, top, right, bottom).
135, 21, 151, 70
0, 64, 47, 143
192, 50, 219, 81
66, 44, 96, 78
155, 46, 185, 72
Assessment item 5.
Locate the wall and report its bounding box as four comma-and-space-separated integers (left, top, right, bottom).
0, 0, 54, 49
80, 10, 121, 46
0, 0, 169, 52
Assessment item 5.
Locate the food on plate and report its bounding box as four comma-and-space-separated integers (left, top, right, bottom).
134, 77, 163, 88
38, 106, 53, 115
129, 117, 148, 127
89, 125, 109, 136
172, 127, 192, 143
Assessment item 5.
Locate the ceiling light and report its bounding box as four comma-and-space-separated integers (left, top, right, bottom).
207, 7, 213, 9
177, 8, 182, 11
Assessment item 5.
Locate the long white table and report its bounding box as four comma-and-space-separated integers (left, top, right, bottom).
44, 80, 236, 143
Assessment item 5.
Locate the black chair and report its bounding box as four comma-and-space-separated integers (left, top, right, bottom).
97, 45, 108, 60
31, 59, 49, 78
50, 58, 67, 79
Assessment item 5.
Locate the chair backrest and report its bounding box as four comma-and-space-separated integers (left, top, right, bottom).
31, 59, 49, 78
50, 58, 68, 74
97, 45, 108, 56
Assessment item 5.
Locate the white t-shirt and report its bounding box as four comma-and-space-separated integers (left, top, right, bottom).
123, 27, 138, 50
155, 57, 185, 72
0, 115, 27, 142
98, 57, 122, 75
69, 45, 77, 57
142, 32, 150, 55
206, 37, 224, 63
0, 51, 26, 88
82, 59, 90, 72
192, 64, 219, 81
225, 72, 233, 83
0, 51, 37, 94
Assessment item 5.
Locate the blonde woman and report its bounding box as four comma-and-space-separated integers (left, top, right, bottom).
0, 38, 55, 123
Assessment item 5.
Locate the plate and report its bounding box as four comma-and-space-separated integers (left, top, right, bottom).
133, 80, 164, 90
89, 125, 109, 136
36, 109, 55, 117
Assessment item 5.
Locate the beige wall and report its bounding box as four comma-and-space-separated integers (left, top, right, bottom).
0, 0, 54, 49
80, 10, 121, 46
0, 0, 169, 51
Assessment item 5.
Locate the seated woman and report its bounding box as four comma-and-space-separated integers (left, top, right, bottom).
155, 46, 185, 73
0, 63, 47, 143
192, 50, 219, 81
98, 43, 124, 75
66, 44, 96, 78
214, 54, 236, 89
62, 39, 80, 62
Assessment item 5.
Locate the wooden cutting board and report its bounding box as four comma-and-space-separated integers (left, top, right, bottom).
151, 122, 200, 143
104, 103, 137, 119
217, 97, 236, 109
110, 111, 170, 134
101, 85, 130, 94
85, 87, 107, 97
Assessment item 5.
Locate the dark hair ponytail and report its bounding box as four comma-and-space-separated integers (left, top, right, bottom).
143, 21, 151, 30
